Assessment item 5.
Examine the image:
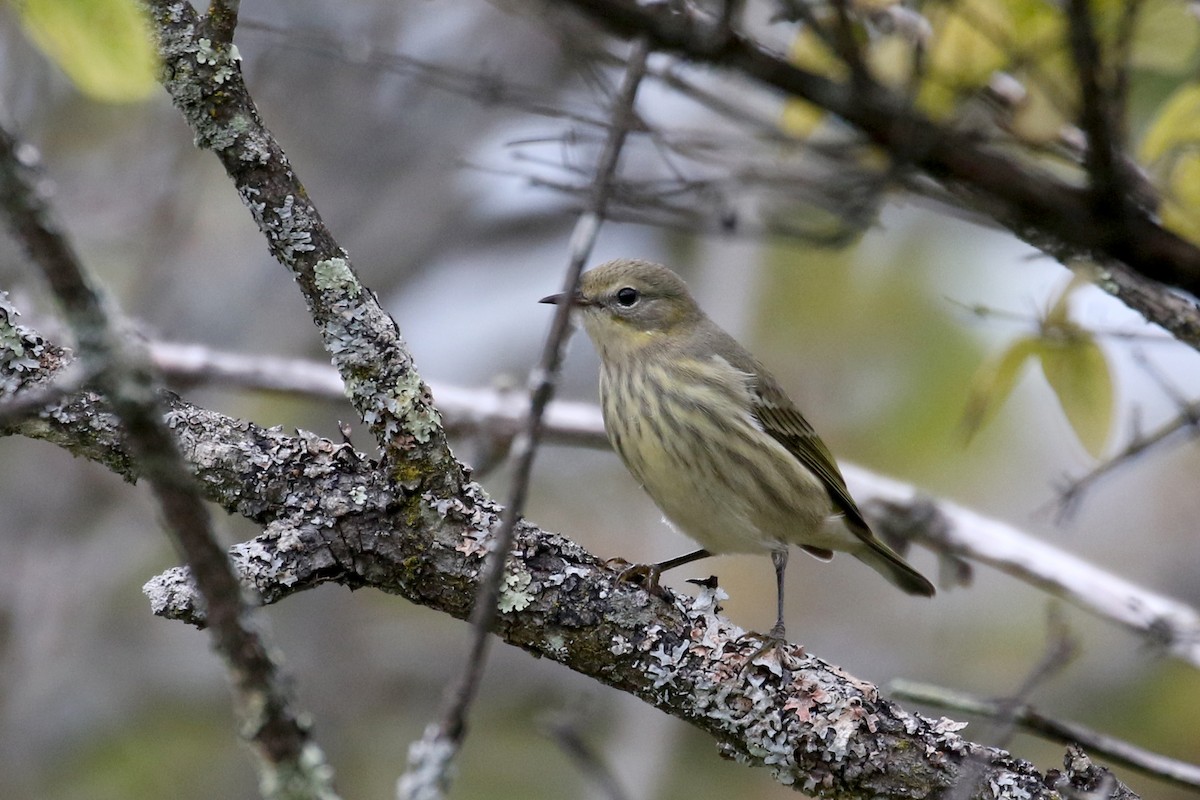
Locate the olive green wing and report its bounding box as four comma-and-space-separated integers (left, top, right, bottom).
747, 369, 874, 538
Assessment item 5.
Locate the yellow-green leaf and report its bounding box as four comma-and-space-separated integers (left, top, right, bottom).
780, 27, 844, 138
920, 0, 1013, 116
1140, 82, 1200, 245
1130, 0, 1200, 74
18, 0, 158, 103
1036, 334, 1113, 458
1043, 273, 1091, 330
961, 335, 1041, 443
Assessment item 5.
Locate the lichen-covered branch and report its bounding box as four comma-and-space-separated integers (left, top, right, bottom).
143, 0, 460, 490
139, 462, 1137, 800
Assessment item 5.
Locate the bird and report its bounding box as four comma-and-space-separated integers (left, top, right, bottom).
540, 258, 934, 649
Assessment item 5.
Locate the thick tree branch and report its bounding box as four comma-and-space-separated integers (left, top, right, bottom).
144, 340, 1200, 669
404, 37, 654, 799
14, 335, 1200, 669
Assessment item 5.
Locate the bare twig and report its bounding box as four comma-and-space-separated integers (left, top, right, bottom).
1110, 2, 1144, 147
991, 605, 1079, 750
1053, 386, 1200, 520
397, 37, 652, 800
0, 125, 337, 799
539, 711, 632, 800
892, 679, 1200, 793
859, 471, 1200, 668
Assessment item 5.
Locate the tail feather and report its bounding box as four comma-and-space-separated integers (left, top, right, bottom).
854, 539, 936, 597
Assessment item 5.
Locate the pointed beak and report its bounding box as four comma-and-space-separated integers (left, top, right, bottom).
539, 290, 589, 306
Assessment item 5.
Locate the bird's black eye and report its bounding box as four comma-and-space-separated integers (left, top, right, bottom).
615, 287, 639, 307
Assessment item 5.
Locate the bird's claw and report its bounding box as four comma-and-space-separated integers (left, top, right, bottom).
606, 558, 668, 597
737, 624, 802, 677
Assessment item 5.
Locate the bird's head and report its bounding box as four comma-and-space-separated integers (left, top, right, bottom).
540, 259, 703, 358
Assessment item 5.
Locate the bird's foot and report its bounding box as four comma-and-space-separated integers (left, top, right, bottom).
738, 624, 804, 677
605, 558, 668, 597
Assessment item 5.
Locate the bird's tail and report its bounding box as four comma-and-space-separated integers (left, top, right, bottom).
853, 538, 935, 597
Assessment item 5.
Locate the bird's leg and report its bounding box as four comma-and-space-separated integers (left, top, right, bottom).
607, 548, 713, 595
740, 548, 795, 673
768, 546, 788, 640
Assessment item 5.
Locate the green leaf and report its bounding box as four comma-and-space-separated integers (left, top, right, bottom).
1036, 332, 1114, 459
961, 334, 1041, 443
920, 0, 1014, 116
780, 28, 842, 137
18, 0, 158, 103
1140, 82, 1200, 245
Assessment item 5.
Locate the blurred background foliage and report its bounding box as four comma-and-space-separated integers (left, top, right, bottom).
2, 1, 1200, 799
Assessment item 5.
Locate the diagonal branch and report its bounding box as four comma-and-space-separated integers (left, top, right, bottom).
1066, 0, 1130, 232
13, 333, 1200, 670
144, 0, 460, 492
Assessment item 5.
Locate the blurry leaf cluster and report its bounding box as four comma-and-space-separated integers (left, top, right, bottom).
963, 275, 1114, 458
782, 0, 1200, 243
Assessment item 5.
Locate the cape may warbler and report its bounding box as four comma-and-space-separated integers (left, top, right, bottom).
541, 258, 934, 644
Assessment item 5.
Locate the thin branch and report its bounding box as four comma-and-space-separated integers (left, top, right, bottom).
892, 680, 1200, 793
991, 605, 1079, 751
204, 0, 240, 45
398, 37, 652, 800
858, 469, 1200, 668
1110, 1, 1144, 139
539, 711, 632, 800
1054, 389, 1200, 519
0, 125, 337, 799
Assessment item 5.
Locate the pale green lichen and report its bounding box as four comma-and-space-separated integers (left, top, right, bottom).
389, 379, 441, 444
271, 196, 316, 261
313, 257, 358, 296
498, 562, 533, 613
0, 292, 53, 396
195, 37, 217, 64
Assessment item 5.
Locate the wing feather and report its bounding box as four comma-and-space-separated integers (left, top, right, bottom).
747, 370, 874, 539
